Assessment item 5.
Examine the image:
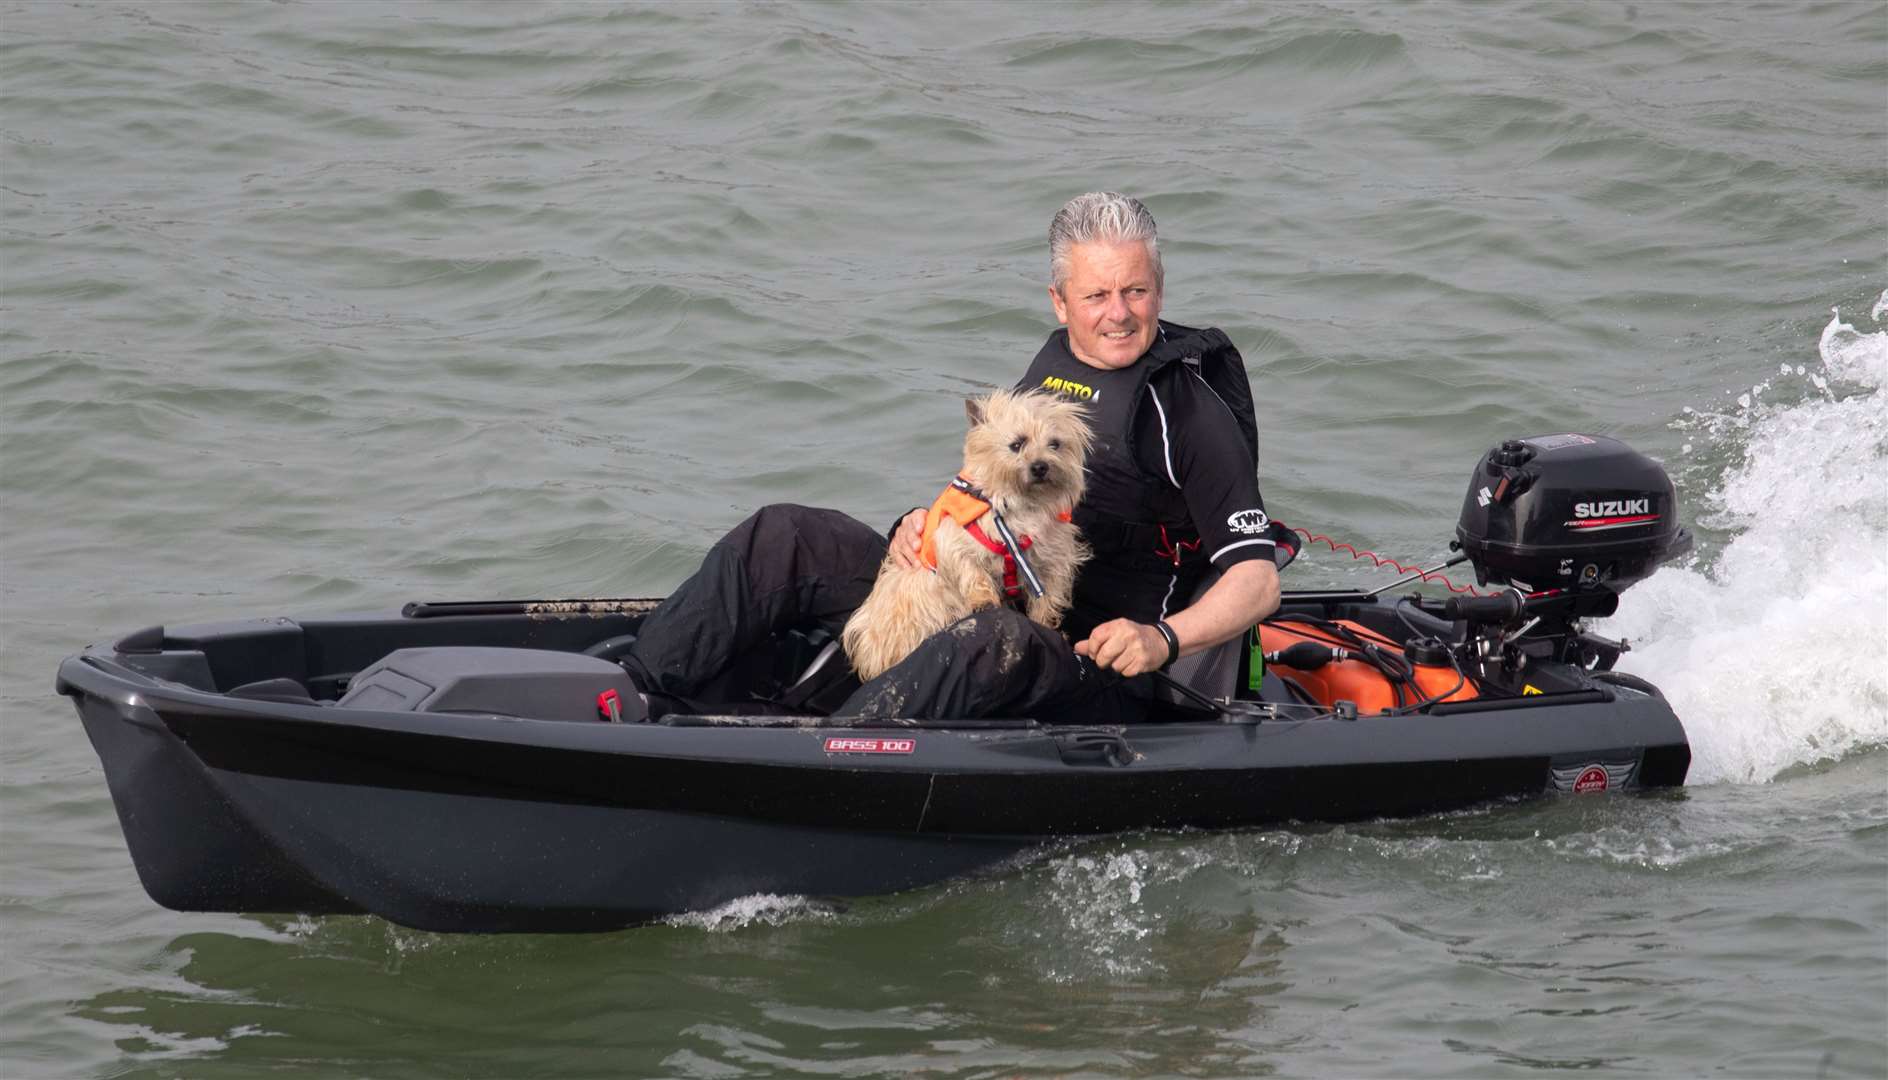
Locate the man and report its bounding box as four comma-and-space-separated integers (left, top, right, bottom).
621, 192, 1282, 721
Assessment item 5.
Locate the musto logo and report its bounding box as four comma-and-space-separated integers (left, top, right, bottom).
823, 737, 915, 755
1039, 375, 1099, 401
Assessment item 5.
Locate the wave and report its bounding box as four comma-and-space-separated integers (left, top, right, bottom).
1603, 291, 1888, 784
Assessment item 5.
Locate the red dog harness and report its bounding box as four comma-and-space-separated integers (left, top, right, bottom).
965, 520, 1034, 602
917, 476, 1058, 605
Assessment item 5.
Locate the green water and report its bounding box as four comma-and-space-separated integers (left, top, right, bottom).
3, 2, 1884, 1076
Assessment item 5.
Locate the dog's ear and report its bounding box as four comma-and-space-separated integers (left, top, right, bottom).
964, 396, 985, 427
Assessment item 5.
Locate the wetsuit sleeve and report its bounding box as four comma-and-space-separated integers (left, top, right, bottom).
1145, 369, 1274, 568
888, 507, 925, 542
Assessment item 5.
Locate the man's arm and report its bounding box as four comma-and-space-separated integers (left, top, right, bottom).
1080, 367, 1280, 676
1076, 559, 1279, 676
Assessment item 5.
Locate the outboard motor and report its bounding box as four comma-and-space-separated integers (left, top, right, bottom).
1456, 433, 1691, 596
1449, 433, 1692, 675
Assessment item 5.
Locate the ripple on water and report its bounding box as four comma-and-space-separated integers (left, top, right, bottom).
3, 2, 1885, 1078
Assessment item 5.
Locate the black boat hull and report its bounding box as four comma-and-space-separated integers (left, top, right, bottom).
59, 600, 1690, 932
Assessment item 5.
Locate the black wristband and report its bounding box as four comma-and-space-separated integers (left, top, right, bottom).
1153, 620, 1180, 671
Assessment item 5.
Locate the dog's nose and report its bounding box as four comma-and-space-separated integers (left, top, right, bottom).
1030, 461, 1050, 481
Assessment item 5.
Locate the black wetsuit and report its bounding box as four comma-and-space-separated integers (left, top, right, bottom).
621, 321, 1279, 721
1017, 322, 1277, 639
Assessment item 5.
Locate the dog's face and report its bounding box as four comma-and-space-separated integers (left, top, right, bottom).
962, 389, 1092, 512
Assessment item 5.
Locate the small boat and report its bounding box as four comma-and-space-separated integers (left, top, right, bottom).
58, 434, 1693, 933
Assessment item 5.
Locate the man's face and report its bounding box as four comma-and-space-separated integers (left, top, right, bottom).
1049, 240, 1163, 370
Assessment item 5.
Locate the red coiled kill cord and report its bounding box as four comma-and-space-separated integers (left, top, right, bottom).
1279, 523, 1495, 596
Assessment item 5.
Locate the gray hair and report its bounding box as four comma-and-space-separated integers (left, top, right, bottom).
1048, 191, 1162, 292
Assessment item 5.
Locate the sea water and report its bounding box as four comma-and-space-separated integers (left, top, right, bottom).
2, 3, 1883, 1077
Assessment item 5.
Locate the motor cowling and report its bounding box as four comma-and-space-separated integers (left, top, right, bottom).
1455, 433, 1692, 594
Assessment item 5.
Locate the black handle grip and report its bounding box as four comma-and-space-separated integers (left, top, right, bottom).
1443, 592, 1525, 623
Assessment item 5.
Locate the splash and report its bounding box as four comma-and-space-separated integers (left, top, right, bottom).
1018, 842, 1220, 982
1603, 291, 1888, 784
661, 892, 837, 932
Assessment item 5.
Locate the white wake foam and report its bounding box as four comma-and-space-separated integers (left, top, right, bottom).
1023, 843, 1217, 981
1603, 291, 1888, 784
661, 892, 837, 932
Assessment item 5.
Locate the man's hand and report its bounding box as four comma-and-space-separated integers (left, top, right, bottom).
889, 508, 927, 570
1075, 562, 1280, 679
1076, 618, 1171, 677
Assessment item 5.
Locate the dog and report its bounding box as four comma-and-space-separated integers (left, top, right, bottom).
842, 389, 1092, 681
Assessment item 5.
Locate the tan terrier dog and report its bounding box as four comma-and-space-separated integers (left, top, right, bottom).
842, 389, 1092, 681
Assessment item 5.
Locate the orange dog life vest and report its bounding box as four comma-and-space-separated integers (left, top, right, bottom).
916, 477, 1067, 603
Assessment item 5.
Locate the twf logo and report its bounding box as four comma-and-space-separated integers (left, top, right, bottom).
1227, 509, 1270, 535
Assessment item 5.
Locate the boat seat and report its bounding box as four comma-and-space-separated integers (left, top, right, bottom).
789, 639, 842, 694
1166, 632, 1243, 703
227, 677, 319, 704
778, 636, 860, 714
581, 633, 638, 663
337, 647, 645, 723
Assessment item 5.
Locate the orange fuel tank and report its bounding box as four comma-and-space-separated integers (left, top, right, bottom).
1259, 619, 1477, 715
